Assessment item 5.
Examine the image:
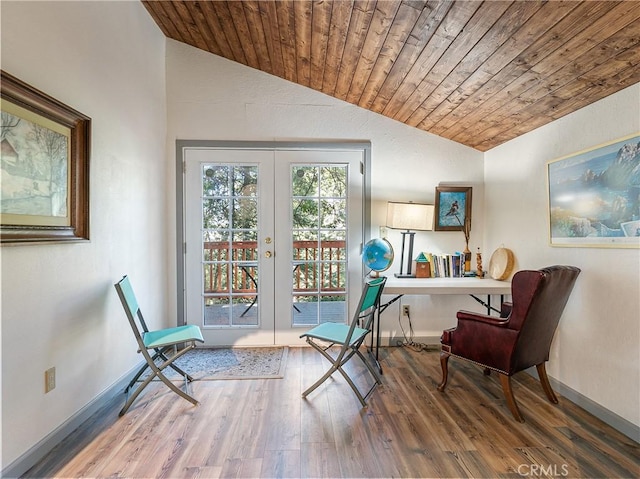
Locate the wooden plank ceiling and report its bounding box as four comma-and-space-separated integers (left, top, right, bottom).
142, 0, 640, 151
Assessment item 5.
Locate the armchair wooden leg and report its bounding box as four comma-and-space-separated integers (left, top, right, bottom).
499, 373, 524, 422
536, 363, 558, 404
437, 352, 450, 392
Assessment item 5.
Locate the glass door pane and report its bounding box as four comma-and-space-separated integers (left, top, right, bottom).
291, 165, 348, 326
201, 164, 259, 327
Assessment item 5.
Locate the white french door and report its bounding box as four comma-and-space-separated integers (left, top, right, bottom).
185, 149, 274, 345
184, 147, 364, 346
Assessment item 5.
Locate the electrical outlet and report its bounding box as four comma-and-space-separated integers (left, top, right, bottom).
402, 305, 410, 316
45, 367, 56, 393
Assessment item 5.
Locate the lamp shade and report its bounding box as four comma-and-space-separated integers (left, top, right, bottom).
386, 202, 434, 231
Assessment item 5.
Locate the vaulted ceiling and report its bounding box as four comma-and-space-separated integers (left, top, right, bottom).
142, 0, 640, 151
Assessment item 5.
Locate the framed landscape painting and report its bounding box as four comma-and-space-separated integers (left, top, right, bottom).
547, 133, 640, 248
434, 186, 472, 231
1, 71, 90, 244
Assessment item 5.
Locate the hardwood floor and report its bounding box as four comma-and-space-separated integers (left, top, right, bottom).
24, 347, 639, 478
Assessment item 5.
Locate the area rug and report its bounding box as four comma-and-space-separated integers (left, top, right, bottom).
150, 347, 288, 381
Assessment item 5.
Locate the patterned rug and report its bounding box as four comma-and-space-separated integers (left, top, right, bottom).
148, 347, 288, 381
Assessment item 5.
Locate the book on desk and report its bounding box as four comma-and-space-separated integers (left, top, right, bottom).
416, 252, 472, 278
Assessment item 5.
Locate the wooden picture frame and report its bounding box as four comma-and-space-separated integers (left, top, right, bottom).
1, 70, 90, 244
547, 133, 640, 248
434, 186, 472, 232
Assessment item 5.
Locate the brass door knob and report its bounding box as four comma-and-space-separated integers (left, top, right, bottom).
265, 251, 273, 258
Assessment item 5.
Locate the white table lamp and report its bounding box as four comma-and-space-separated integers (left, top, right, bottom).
386, 202, 434, 278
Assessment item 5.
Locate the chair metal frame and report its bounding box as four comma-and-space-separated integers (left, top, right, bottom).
115, 275, 204, 416
300, 276, 387, 407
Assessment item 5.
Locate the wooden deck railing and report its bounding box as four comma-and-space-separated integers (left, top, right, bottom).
291, 240, 345, 294
203, 241, 258, 294
203, 240, 346, 295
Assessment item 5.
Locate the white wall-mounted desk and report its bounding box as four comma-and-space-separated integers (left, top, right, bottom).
380, 276, 512, 317
383, 276, 512, 297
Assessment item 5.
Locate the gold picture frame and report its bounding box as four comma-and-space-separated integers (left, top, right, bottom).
1, 71, 90, 244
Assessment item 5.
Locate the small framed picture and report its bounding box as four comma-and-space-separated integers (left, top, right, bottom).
434, 186, 472, 231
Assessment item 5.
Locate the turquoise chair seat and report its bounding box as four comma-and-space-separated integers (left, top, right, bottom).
301, 322, 369, 348
143, 325, 203, 350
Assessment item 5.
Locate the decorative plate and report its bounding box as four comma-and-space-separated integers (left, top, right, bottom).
489, 247, 514, 280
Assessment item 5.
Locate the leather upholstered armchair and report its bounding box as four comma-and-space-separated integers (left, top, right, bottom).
437, 265, 581, 422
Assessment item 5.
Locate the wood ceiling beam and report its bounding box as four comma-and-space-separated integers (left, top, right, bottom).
310, 0, 333, 92
346, 0, 403, 105
198, 1, 237, 61
369, 0, 453, 113
226, 0, 262, 70
321, 0, 354, 96
257, 1, 286, 80
357, 0, 428, 109
294, 1, 312, 87
379, 0, 481, 119
276, 0, 298, 83
240, 2, 273, 73
334, 1, 378, 101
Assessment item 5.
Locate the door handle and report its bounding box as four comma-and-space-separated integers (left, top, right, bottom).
265, 251, 273, 258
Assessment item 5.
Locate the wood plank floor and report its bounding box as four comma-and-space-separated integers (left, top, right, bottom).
24, 347, 639, 478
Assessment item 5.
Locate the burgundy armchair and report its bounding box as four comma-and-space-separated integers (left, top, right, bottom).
438, 265, 581, 422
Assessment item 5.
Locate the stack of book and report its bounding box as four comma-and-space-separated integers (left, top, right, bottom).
416, 252, 473, 278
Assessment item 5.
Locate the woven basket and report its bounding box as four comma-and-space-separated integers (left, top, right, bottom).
489, 247, 514, 280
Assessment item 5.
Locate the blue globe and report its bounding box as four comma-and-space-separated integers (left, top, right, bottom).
362, 238, 394, 272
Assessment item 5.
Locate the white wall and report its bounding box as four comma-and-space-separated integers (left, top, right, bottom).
484, 84, 640, 427
165, 39, 486, 344
1, 1, 167, 470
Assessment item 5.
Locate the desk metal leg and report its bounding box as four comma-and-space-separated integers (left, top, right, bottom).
469, 294, 504, 315
368, 294, 403, 374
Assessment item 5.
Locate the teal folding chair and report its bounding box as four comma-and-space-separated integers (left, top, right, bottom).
300, 276, 386, 407
114, 275, 204, 416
